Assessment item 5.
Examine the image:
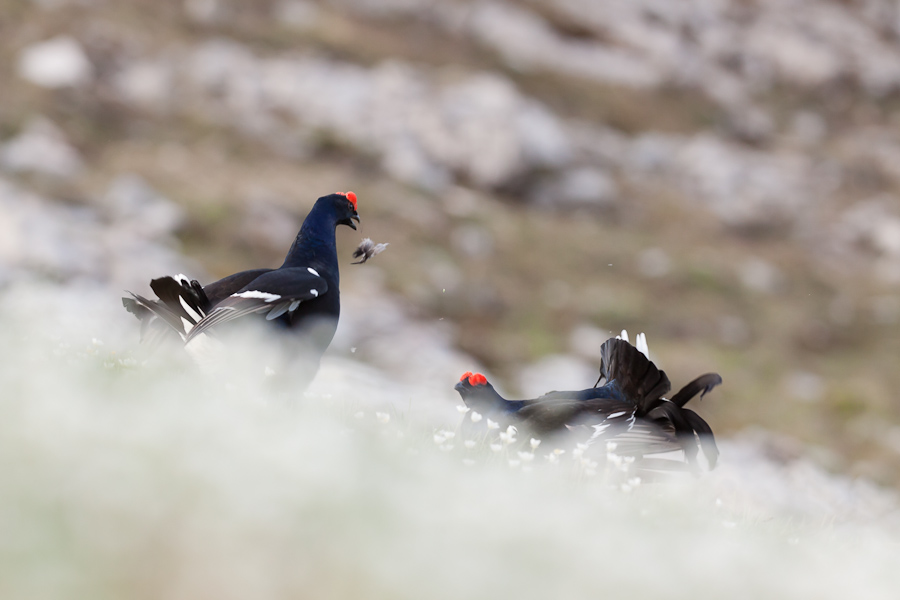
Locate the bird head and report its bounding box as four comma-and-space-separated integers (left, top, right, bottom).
454, 371, 499, 406
332, 191, 361, 230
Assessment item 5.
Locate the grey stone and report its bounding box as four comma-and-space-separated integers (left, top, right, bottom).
0, 117, 83, 179
17, 36, 93, 88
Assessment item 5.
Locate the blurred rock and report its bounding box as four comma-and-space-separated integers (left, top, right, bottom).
274, 0, 321, 29
0, 117, 83, 179
17, 36, 93, 88
184, 0, 222, 23
0, 176, 188, 287
836, 197, 900, 281
789, 111, 827, 146
674, 135, 812, 230
112, 59, 175, 111
533, 167, 618, 210
113, 43, 571, 191
467, 1, 662, 88
102, 174, 186, 240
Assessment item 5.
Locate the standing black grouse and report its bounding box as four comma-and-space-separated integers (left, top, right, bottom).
123, 192, 360, 374
454, 335, 721, 468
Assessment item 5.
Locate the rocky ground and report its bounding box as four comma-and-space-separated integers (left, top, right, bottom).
2, 0, 900, 506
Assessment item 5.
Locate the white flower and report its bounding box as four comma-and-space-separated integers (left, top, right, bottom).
517, 451, 534, 462
264, 366, 276, 377
91, 338, 104, 346
530, 438, 541, 449
486, 419, 499, 430
439, 444, 455, 452
434, 433, 447, 445
464, 440, 476, 449
499, 431, 516, 445
553, 448, 565, 456
375, 412, 390, 424
607, 453, 622, 465
470, 411, 483, 423
623, 456, 635, 464
620, 483, 632, 493
508, 460, 521, 468
439, 430, 456, 439
605, 441, 618, 452
546, 453, 558, 463
628, 477, 642, 487
490, 443, 502, 452
456, 405, 470, 414
572, 447, 584, 458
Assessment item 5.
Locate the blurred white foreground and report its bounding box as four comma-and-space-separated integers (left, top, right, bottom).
0, 283, 898, 600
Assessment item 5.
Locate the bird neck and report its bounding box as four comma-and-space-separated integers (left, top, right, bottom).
470, 385, 522, 414
281, 202, 340, 277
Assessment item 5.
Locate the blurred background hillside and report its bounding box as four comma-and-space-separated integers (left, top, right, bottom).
2, 0, 900, 486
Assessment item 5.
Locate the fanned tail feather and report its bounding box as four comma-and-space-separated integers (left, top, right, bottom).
123, 275, 210, 341
599, 338, 671, 412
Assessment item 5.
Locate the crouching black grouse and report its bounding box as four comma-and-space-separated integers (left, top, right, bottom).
454, 335, 721, 468
123, 192, 360, 380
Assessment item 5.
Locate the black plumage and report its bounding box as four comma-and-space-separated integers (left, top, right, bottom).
123, 192, 360, 374
454, 337, 721, 468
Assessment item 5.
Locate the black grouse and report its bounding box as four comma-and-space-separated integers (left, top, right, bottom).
454, 335, 721, 468
123, 191, 360, 376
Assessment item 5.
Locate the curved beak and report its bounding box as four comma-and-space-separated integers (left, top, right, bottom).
454, 381, 467, 394
349, 213, 360, 230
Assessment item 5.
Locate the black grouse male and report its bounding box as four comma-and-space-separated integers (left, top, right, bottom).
123, 192, 360, 374
455, 336, 721, 468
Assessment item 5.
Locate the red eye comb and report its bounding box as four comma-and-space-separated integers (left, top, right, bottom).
468, 373, 488, 386
337, 191, 358, 210
459, 371, 474, 382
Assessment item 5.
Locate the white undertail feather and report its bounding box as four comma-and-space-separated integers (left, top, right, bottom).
635, 333, 650, 359
616, 330, 650, 359
179, 296, 203, 323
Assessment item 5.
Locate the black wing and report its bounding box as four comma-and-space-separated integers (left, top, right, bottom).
201, 268, 274, 307
184, 267, 327, 343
